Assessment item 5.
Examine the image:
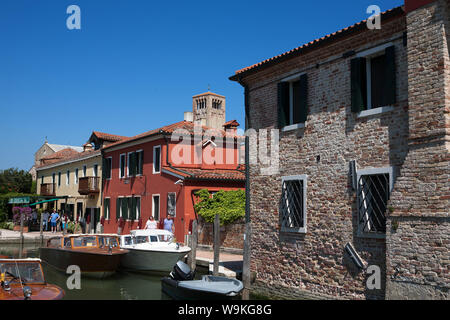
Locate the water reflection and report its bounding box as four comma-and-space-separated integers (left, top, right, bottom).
0, 244, 190, 300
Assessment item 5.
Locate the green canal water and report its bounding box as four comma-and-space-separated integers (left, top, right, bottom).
0, 243, 207, 300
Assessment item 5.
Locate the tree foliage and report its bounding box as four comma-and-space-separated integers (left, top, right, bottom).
0, 168, 32, 194
194, 189, 245, 225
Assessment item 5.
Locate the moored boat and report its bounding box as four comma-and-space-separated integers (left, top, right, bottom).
161, 261, 243, 300
0, 258, 64, 300
39, 234, 129, 279
119, 229, 191, 273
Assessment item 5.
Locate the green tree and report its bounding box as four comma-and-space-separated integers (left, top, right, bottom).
194, 189, 245, 225
0, 168, 32, 194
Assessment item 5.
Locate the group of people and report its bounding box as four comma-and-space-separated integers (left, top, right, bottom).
144, 215, 174, 233
42, 210, 70, 233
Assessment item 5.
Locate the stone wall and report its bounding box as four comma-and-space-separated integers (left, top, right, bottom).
197, 219, 245, 249
386, 0, 450, 300
241, 13, 408, 300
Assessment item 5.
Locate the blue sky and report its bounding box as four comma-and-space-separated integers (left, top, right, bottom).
0, 0, 403, 171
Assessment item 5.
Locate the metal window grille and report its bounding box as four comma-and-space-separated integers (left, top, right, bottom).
280, 179, 305, 230
357, 173, 389, 234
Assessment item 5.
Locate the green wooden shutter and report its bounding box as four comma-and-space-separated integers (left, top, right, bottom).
102, 158, 107, 179
136, 198, 141, 220
121, 198, 128, 220
351, 57, 367, 112
138, 152, 143, 175
277, 82, 290, 128
130, 153, 136, 176
116, 198, 120, 220
131, 197, 136, 220
104, 198, 110, 219
383, 45, 396, 106
299, 74, 308, 123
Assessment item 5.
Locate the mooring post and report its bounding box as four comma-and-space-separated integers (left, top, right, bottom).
188, 219, 198, 271
213, 214, 220, 276
19, 211, 24, 258
40, 209, 44, 245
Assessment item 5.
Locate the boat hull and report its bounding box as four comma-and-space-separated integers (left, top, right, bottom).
39, 247, 127, 279
120, 248, 190, 272
0, 284, 65, 300
161, 277, 241, 300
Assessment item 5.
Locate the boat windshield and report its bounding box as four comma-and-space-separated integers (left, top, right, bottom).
98, 236, 119, 248
158, 234, 173, 242
72, 236, 97, 248
135, 236, 148, 244
0, 262, 45, 284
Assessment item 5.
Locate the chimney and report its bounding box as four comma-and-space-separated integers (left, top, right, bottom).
223, 120, 240, 134
83, 143, 93, 152
184, 111, 193, 122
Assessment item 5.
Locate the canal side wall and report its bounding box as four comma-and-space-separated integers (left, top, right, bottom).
196, 218, 245, 250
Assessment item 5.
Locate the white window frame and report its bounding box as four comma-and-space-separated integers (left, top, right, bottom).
356, 166, 394, 239
127, 152, 134, 177
356, 42, 395, 118
152, 194, 160, 221
153, 145, 161, 174
58, 172, 61, 187
281, 175, 307, 234
74, 168, 79, 185
136, 150, 143, 176
119, 153, 126, 178
118, 196, 124, 218
66, 170, 70, 186
93, 164, 98, 177
167, 192, 176, 217
281, 73, 307, 132
82, 165, 87, 178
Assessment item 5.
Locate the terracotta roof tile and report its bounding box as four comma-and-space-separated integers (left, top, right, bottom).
230, 6, 404, 80
104, 121, 244, 150
92, 131, 128, 142
162, 166, 245, 182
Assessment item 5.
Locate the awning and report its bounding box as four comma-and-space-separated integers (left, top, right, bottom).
8, 197, 30, 204
29, 198, 62, 206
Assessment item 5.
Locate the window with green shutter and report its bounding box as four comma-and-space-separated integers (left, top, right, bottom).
136, 151, 143, 175
278, 74, 308, 129
104, 198, 110, 220
130, 197, 136, 221
128, 152, 137, 177
116, 198, 120, 220
121, 197, 128, 220
351, 45, 396, 113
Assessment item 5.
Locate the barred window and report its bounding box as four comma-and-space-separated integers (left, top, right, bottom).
280, 175, 307, 233
357, 168, 392, 235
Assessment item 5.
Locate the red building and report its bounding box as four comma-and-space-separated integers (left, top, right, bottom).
101, 92, 245, 242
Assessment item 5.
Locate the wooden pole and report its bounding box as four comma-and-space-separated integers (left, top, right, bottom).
213, 214, 220, 276
188, 219, 198, 271
39, 208, 44, 245
19, 211, 24, 258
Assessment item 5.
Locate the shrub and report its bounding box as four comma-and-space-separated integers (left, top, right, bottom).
194, 189, 245, 225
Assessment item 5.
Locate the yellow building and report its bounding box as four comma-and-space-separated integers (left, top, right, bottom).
36, 144, 103, 232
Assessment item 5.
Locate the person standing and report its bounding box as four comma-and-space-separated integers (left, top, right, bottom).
163, 215, 174, 233
42, 211, 49, 231
61, 214, 68, 234
145, 216, 157, 230
50, 210, 60, 233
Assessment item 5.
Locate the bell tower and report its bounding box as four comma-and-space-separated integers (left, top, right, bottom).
192, 92, 226, 130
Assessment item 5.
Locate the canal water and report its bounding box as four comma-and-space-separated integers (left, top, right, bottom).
0, 243, 207, 300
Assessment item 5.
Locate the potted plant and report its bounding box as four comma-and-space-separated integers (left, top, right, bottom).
12, 207, 32, 232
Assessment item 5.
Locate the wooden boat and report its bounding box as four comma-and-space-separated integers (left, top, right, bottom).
0, 258, 64, 300
39, 234, 129, 278
161, 261, 243, 300
119, 229, 191, 272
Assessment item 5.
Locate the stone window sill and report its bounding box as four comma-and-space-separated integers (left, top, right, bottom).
282, 123, 306, 132
357, 106, 394, 118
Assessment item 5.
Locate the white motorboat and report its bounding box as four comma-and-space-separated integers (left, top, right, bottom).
119, 229, 191, 272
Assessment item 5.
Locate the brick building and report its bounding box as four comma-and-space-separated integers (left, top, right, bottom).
230, 0, 449, 300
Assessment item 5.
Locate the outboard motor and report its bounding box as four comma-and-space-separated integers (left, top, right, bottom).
171, 261, 195, 281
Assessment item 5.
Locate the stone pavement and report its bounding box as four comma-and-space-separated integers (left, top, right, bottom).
0, 229, 63, 243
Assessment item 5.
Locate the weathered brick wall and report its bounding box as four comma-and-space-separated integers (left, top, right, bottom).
197, 219, 245, 249
242, 15, 408, 300
386, 0, 450, 300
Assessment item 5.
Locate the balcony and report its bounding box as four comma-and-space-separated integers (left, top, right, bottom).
78, 177, 100, 195
40, 183, 56, 197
